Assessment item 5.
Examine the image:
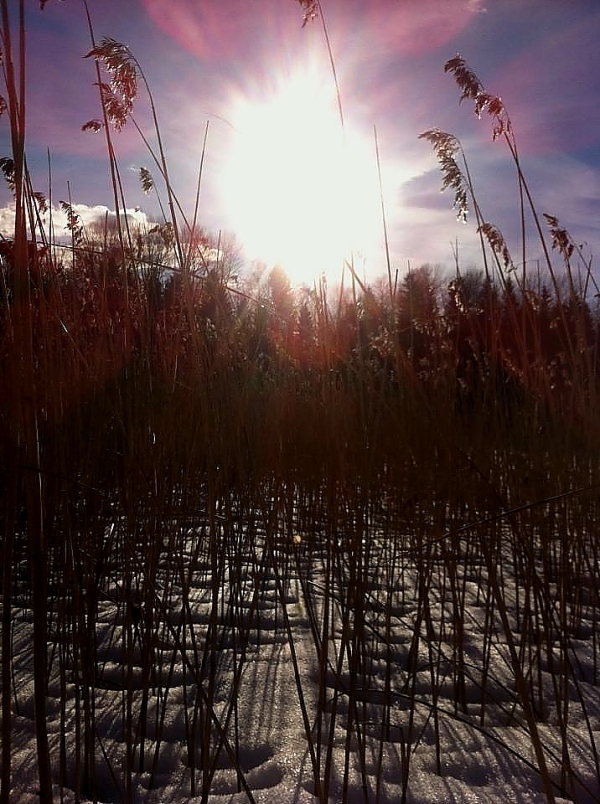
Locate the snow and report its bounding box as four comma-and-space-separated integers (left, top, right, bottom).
1, 516, 599, 804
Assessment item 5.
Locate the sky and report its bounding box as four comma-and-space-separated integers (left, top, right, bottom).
1, 0, 599, 286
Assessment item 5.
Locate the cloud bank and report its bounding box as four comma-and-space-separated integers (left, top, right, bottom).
0, 203, 151, 241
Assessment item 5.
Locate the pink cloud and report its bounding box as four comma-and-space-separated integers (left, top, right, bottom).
139, 0, 301, 63
140, 0, 479, 66
343, 0, 479, 58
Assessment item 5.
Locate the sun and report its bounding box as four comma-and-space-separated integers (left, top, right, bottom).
220, 67, 383, 286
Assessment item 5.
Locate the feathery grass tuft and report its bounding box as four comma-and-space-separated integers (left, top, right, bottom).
445, 54, 511, 141
139, 166, 155, 195
419, 129, 469, 223
477, 222, 514, 272
85, 37, 138, 114
297, 0, 319, 26
0, 156, 16, 193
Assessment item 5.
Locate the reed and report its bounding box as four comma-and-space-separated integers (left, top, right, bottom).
1, 5, 599, 803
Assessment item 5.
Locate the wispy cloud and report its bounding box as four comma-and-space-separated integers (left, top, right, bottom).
467, 0, 487, 12
494, 10, 600, 156
400, 140, 600, 278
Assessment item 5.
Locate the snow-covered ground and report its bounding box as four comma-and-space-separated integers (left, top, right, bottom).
2, 508, 600, 803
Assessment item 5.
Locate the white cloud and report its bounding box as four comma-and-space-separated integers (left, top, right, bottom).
0, 201, 151, 241
0, 204, 17, 239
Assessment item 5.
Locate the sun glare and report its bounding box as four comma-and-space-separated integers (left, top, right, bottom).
220, 68, 383, 286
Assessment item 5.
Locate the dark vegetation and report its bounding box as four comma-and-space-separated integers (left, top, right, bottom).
1, 2, 599, 803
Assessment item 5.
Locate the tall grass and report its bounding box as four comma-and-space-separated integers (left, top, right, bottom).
1, 4, 600, 803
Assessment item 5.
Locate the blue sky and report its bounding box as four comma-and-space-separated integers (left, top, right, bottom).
1, 0, 599, 285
